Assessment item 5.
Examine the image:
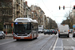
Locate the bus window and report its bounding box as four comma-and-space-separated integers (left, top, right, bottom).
14, 22, 31, 33
31, 23, 38, 30
27, 23, 31, 30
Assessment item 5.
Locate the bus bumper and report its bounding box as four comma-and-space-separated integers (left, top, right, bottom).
13, 36, 32, 39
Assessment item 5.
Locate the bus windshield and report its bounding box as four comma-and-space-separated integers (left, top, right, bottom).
14, 22, 31, 33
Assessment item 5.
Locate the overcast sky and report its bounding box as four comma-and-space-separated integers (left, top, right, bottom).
25, 0, 75, 24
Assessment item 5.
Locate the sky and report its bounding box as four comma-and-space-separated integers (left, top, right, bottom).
25, 0, 75, 25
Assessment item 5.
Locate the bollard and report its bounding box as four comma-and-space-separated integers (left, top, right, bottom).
6, 32, 7, 35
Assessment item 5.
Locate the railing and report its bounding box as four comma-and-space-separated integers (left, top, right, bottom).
16, 0, 20, 4
0, 2, 12, 8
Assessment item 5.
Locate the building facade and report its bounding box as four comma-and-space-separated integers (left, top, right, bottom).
72, 9, 75, 24
0, 0, 25, 32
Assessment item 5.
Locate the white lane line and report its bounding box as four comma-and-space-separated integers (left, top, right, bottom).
61, 39, 63, 50
71, 38, 75, 50
63, 46, 73, 49
0, 40, 14, 45
52, 37, 58, 50
40, 35, 53, 50
49, 36, 57, 50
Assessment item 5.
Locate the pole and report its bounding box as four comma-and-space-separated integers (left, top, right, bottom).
6, 25, 7, 35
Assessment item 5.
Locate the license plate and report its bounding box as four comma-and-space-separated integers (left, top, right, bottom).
21, 37, 24, 39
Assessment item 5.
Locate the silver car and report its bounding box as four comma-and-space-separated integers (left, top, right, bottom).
0, 31, 5, 39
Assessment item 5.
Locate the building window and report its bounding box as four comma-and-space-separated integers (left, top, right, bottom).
9, 10, 12, 15
2, 10, 4, 14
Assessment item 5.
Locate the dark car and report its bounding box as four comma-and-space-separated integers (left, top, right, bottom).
44, 29, 52, 35
73, 30, 75, 37
50, 29, 57, 35
73, 28, 75, 37
0, 31, 5, 39
69, 29, 73, 33
73, 31, 75, 37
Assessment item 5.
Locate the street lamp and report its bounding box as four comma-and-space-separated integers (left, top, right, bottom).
3, 14, 5, 29
3, 14, 7, 35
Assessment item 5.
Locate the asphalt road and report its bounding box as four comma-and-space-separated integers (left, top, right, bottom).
0, 33, 75, 50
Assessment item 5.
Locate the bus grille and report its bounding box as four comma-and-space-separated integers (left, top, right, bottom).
17, 34, 27, 36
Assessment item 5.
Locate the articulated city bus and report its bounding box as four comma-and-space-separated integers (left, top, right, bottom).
13, 18, 38, 41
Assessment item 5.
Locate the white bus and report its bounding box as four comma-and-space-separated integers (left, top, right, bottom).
13, 18, 38, 41
38, 25, 44, 33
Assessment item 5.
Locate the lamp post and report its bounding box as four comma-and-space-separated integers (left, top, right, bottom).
39, 10, 41, 25
3, 14, 7, 35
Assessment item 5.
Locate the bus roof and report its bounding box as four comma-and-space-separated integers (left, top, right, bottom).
14, 18, 38, 23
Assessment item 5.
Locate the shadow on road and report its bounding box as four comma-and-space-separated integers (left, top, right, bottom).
59, 36, 69, 38
14, 38, 38, 42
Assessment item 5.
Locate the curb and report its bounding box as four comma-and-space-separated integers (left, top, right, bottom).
5, 34, 13, 37
5, 36, 13, 37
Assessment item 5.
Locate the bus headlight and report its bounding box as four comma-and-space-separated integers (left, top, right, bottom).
13, 34, 17, 37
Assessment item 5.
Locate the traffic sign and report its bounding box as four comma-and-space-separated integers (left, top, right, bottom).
73, 25, 75, 28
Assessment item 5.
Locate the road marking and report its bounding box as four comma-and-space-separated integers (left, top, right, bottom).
63, 46, 75, 50
53, 46, 74, 49
61, 39, 63, 50
40, 35, 53, 50
0, 40, 14, 45
52, 37, 58, 50
63, 46, 73, 49
48, 36, 56, 50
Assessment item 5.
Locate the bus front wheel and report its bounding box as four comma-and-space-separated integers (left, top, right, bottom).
16, 39, 20, 41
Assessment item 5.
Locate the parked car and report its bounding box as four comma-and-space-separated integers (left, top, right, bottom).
50, 29, 57, 35
73, 31, 75, 37
69, 29, 73, 33
0, 31, 5, 39
44, 29, 52, 35
44, 29, 57, 35
73, 28, 75, 37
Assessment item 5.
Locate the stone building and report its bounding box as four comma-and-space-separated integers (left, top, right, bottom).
0, 0, 25, 32
24, 1, 31, 18
30, 5, 45, 26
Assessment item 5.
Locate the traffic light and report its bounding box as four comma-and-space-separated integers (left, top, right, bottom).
73, 5, 75, 9
59, 6, 60, 10
63, 6, 65, 10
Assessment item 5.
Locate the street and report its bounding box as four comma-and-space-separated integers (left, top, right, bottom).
0, 33, 75, 50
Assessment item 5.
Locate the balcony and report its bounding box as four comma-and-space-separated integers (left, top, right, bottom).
2, 14, 12, 17
0, 7, 12, 9
16, 2, 20, 6
16, 9, 20, 13
16, 0, 20, 6
0, 2, 12, 9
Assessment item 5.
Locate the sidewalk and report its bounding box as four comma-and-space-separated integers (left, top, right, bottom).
5, 33, 13, 37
